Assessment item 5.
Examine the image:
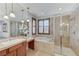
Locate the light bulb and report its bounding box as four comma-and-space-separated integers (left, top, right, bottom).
10, 12, 15, 18
3, 15, 9, 19
27, 19, 29, 22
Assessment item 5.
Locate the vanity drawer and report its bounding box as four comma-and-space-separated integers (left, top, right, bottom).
9, 44, 22, 52
0, 50, 7, 56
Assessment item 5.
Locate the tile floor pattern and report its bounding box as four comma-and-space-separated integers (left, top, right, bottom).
27, 46, 76, 56
27, 49, 51, 56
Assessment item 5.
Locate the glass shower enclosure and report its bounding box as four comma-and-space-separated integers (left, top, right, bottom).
54, 15, 72, 56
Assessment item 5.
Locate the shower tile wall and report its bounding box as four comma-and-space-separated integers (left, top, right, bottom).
70, 9, 79, 55
55, 16, 61, 46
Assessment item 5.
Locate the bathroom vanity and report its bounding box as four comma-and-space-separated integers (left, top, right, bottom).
0, 37, 35, 56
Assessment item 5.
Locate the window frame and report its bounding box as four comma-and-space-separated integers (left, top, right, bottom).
38, 18, 50, 35
32, 17, 36, 35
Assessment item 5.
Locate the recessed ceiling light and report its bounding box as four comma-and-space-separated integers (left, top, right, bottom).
59, 8, 62, 10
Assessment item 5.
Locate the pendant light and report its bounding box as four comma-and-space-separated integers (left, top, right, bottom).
3, 3, 9, 19
27, 19, 29, 22
21, 9, 24, 23
9, 0, 15, 18
26, 7, 30, 22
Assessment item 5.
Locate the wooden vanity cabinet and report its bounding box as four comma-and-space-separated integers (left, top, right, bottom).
0, 50, 7, 56
17, 42, 27, 56
7, 50, 16, 56
7, 44, 22, 56
0, 41, 27, 56
0, 39, 35, 56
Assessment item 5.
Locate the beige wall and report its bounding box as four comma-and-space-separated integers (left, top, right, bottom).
54, 16, 61, 46
70, 8, 79, 55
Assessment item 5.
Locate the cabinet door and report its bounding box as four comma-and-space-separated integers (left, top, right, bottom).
7, 43, 22, 56
7, 50, 16, 56
9, 44, 22, 52
17, 42, 27, 56
22, 41, 27, 56
17, 47, 25, 56
0, 50, 7, 56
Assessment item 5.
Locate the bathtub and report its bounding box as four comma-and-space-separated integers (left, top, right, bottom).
35, 36, 55, 55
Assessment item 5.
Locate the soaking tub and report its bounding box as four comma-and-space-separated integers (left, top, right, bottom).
35, 36, 55, 55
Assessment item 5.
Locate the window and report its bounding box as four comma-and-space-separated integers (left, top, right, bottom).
38, 18, 50, 34
32, 17, 36, 35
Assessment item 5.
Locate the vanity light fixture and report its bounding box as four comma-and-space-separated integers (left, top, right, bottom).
27, 19, 29, 22
9, 0, 15, 18
21, 9, 24, 23
27, 7, 30, 22
10, 12, 15, 18
3, 3, 9, 19
3, 15, 9, 19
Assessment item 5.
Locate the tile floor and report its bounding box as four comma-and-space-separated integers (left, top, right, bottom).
27, 49, 51, 56
27, 46, 76, 56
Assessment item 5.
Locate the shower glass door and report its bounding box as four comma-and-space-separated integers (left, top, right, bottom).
54, 15, 70, 56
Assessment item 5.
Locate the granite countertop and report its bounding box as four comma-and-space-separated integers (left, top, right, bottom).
0, 36, 34, 51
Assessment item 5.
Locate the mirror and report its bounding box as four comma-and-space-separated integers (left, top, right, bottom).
10, 20, 29, 37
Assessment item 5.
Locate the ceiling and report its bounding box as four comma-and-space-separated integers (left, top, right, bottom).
0, 3, 78, 20
20, 3, 78, 17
